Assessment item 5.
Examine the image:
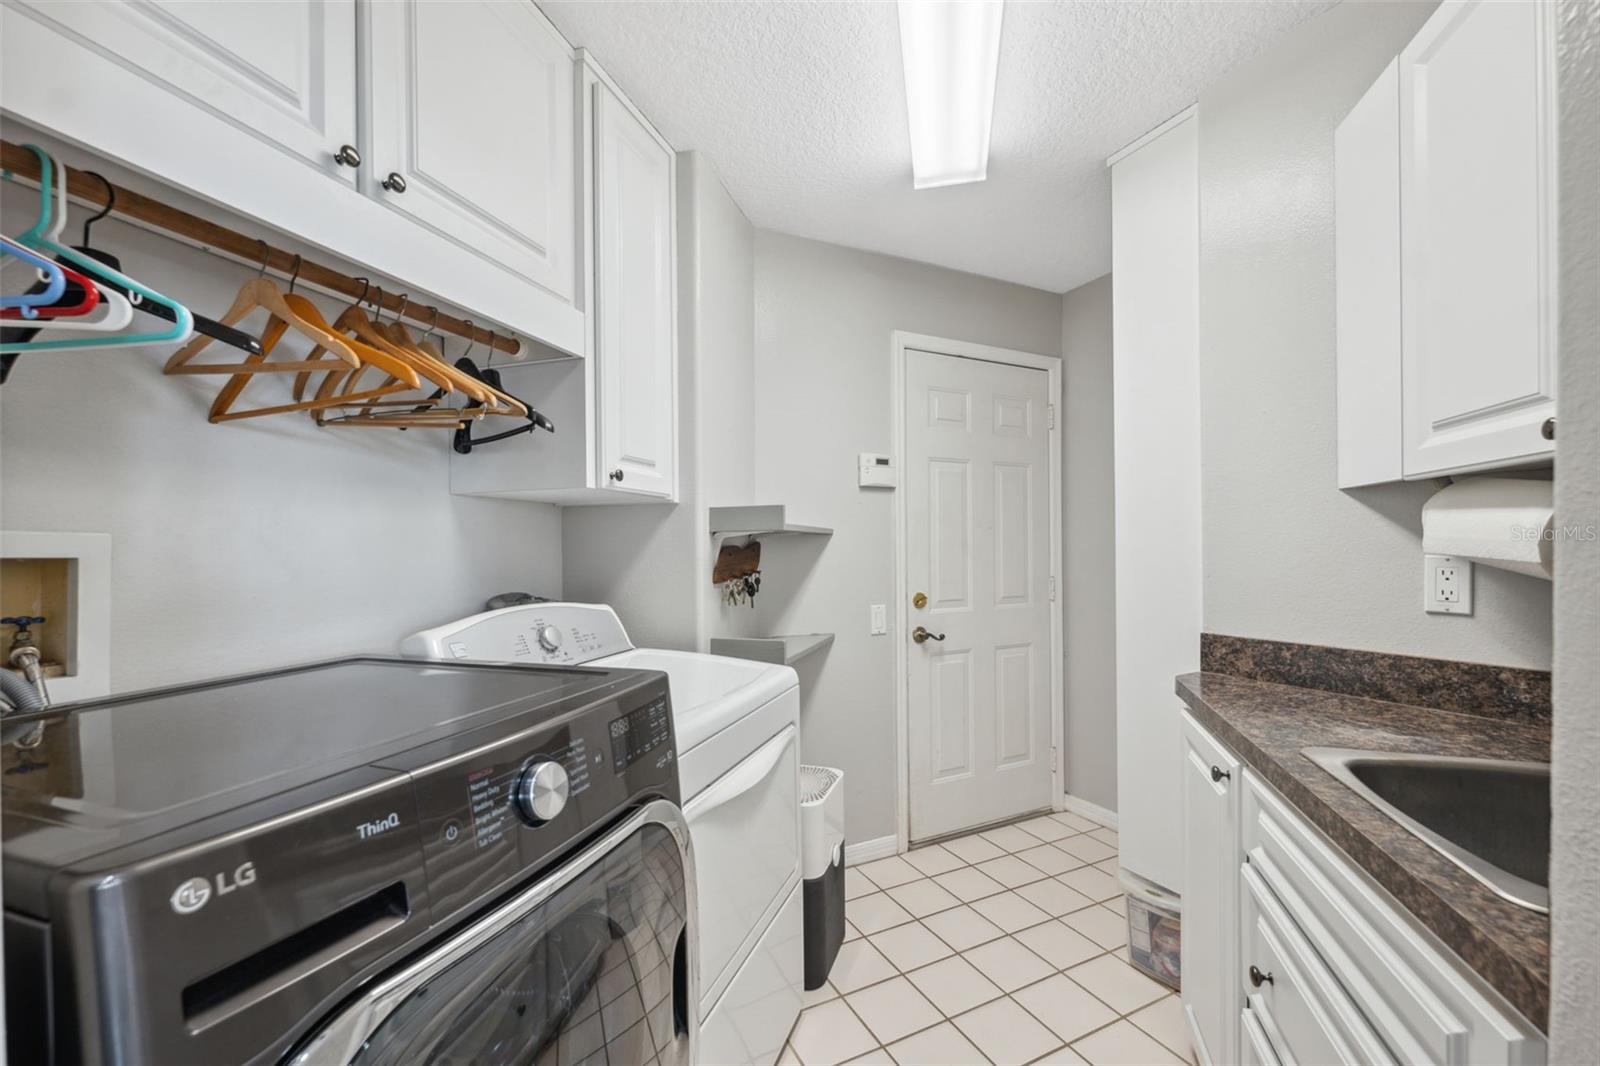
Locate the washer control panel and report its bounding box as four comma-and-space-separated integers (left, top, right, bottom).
405, 675, 676, 921
401, 603, 634, 667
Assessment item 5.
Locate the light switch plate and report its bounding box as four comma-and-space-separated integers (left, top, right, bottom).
870, 604, 887, 634
1424, 554, 1474, 615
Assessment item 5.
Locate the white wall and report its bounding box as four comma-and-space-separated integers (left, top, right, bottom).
1550, 0, 1600, 1056
1196, 0, 1553, 670
0, 212, 563, 693
1060, 273, 1117, 813
561, 151, 757, 651
751, 231, 1063, 845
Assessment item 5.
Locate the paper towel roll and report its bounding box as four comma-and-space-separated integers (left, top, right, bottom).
1421, 477, 1554, 580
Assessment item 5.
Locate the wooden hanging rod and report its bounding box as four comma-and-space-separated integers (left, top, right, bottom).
0, 140, 521, 356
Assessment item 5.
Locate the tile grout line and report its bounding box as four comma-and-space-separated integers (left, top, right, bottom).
797, 811, 1154, 1065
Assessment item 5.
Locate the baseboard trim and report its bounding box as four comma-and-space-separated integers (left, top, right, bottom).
1060, 794, 1118, 829
844, 835, 899, 865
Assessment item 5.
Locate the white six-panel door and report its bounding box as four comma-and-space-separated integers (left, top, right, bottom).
905, 349, 1054, 841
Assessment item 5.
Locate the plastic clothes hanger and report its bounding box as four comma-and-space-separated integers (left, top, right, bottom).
165, 244, 359, 376
2, 146, 188, 351
0, 236, 66, 317
0, 239, 100, 320
0, 155, 134, 337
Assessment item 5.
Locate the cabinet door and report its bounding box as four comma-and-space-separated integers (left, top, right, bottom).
1399, 0, 1556, 477
2, 0, 357, 183
364, 0, 577, 304
594, 83, 677, 500
1181, 711, 1241, 1066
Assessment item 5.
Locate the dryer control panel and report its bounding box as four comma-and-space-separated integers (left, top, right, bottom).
400, 602, 634, 667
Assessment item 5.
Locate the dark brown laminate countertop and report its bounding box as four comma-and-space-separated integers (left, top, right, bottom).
1176, 671, 1550, 1030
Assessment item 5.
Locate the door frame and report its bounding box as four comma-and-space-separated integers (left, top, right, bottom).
890, 330, 1065, 852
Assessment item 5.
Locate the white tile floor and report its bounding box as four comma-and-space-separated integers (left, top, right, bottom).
779, 812, 1194, 1066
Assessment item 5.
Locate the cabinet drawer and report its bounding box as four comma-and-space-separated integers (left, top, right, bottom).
1242, 772, 1541, 1066
1241, 1006, 1283, 1066
1242, 857, 1397, 1066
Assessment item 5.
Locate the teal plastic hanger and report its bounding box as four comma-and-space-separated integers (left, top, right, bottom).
1, 145, 193, 354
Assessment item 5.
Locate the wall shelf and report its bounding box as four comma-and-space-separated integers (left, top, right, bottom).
708, 505, 831, 539
709, 633, 834, 666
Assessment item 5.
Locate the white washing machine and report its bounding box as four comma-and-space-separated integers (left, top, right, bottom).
402, 603, 804, 1066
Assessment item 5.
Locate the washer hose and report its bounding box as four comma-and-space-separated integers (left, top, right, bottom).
1, 668, 47, 748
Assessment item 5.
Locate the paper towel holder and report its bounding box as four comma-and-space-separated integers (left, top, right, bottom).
1421, 476, 1554, 581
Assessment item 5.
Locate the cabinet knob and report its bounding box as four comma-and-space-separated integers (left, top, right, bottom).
382, 172, 408, 194
1211, 765, 1231, 783
1249, 965, 1274, 988
333, 144, 362, 168
1541, 417, 1556, 441
609, 469, 625, 482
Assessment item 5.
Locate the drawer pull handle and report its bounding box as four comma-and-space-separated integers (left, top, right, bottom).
382, 172, 408, 194
1211, 765, 1231, 783
333, 144, 362, 168
1542, 416, 1556, 440
1249, 964, 1274, 988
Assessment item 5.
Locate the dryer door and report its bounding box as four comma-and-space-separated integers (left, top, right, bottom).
686, 723, 801, 1010
287, 800, 695, 1066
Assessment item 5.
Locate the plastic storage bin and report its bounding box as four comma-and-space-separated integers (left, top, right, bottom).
800, 765, 845, 990
1121, 870, 1181, 990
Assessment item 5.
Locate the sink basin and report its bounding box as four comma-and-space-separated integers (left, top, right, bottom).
1303, 748, 1550, 913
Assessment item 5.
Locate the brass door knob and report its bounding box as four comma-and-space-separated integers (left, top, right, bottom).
912, 592, 928, 609
912, 626, 945, 644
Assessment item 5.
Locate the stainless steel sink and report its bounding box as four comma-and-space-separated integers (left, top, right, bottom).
1302, 748, 1550, 913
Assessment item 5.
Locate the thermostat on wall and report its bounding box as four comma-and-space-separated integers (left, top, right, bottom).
858, 453, 896, 489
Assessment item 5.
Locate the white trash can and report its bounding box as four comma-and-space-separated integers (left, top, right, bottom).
800, 765, 845, 990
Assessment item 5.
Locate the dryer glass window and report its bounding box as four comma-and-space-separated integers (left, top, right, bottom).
351, 823, 689, 1066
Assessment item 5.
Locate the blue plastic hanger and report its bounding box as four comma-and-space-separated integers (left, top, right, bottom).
0, 145, 192, 353
0, 235, 66, 318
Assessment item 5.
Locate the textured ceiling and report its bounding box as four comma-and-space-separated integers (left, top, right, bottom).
542, 0, 1338, 293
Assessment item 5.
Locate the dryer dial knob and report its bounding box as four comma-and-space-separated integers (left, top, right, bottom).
515, 760, 570, 826
536, 625, 563, 653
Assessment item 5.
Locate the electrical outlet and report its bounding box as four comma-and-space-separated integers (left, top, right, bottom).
1424, 554, 1474, 615
870, 604, 887, 635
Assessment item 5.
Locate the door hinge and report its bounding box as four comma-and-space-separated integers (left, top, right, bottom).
1047, 404, 1055, 430
1049, 576, 1057, 601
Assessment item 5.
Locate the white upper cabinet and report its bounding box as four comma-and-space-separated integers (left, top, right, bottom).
449, 54, 678, 506
1335, 0, 1556, 485
0, 0, 585, 354
594, 79, 677, 500
1, 0, 358, 184
1397, 0, 1557, 478
1334, 61, 1403, 490
364, 0, 577, 307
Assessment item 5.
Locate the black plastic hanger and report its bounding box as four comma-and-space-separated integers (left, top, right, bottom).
451, 356, 553, 454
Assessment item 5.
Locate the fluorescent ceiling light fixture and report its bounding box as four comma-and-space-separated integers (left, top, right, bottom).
898, 0, 1003, 190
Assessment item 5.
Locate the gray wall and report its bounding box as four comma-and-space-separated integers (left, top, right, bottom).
563, 151, 757, 651
1060, 273, 1118, 813
1197, 0, 1553, 670
0, 211, 563, 693
751, 231, 1063, 844
1551, 0, 1600, 1056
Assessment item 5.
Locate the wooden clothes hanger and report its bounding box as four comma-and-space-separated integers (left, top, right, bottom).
164, 244, 359, 376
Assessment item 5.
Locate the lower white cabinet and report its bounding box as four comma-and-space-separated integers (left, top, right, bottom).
1180, 715, 1544, 1066
450, 54, 677, 505
1180, 710, 1241, 1066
